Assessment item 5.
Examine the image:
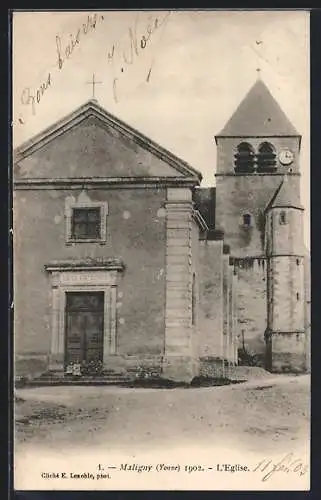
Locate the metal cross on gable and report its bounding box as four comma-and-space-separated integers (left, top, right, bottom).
253, 38, 264, 80
86, 73, 103, 100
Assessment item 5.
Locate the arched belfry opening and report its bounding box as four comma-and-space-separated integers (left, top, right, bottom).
234, 142, 255, 173
257, 142, 277, 173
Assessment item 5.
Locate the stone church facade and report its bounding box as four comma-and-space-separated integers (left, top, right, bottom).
13, 79, 310, 383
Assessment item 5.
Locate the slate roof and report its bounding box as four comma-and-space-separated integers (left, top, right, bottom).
266, 176, 303, 211
217, 80, 300, 138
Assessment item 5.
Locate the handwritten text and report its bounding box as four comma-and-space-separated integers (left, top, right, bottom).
253, 453, 308, 482
107, 12, 171, 102
18, 13, 105, 120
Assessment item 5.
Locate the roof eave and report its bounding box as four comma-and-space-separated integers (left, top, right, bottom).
270, 204, 304, 211
215, 133, 301, 139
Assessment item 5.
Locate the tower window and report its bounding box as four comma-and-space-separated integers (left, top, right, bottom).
242, 213, 252, 227
296, 258, 300, 266
234, 142, 255, 173
279, 211, 287, 225
296, 292, 300, 301
257, 142, 277, 173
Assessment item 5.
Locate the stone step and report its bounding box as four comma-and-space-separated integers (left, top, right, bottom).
18, 377, 133, 387
39, 371, 127, 378
15, 370, 137, 387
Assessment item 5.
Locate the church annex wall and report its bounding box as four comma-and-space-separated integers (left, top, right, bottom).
198, 238, 226, 378
232, 257, 267, 361
191, 218, 200, 371
198, 239, 223, 359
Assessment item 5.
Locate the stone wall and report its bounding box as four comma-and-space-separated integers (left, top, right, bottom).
191, 217, 200, 369
270, 332, 306, 372
233, 257, 267, 356
304, 255, 311, 372
267, 208, 305, 257
199, 240, 223, 359
216, 176, 300, 257
199, 357, 226, 378
232, 271, 239, 363
268, 256, 305, 333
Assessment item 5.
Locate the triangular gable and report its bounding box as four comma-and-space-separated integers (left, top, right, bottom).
14, 100, 202, 183
217, 80, 300, 138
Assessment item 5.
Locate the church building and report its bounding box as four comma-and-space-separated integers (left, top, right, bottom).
13, 79, 310, 383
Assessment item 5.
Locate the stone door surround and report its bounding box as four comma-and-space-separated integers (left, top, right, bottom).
45, 258, 125, 370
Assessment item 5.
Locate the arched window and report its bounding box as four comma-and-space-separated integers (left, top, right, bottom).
279, 210, 287, 225
257, 142, 277, 173
234, 142, 255, 173
242, 213, 252, 227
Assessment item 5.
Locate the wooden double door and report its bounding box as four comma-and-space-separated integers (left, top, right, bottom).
65, 291, 104, 366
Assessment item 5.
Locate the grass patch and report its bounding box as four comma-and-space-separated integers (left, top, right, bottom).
15, 397, 73, 425
14, 394, 25, 403
16, 404, 71, 424
250, 385, 274, 391
191, 376, 244, 387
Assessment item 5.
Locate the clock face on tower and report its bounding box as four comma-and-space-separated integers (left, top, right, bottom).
278, 149, 294, 166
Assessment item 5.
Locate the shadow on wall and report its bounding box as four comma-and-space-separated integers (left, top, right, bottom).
257, 211, 266, 251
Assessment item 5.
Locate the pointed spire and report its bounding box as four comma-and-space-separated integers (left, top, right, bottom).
217, 79, 300, 137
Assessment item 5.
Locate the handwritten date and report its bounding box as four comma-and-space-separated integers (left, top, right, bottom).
253, 452, 308, 482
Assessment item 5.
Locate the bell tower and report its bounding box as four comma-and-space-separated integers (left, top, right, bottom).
214, 78, 304, 361
215, 78, 301, 257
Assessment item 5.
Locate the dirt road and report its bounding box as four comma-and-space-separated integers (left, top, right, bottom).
15, 374, 310, 455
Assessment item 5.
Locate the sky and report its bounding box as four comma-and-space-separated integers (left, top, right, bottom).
12, 10, 310, 247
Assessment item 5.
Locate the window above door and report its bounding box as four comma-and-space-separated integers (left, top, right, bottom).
65, 197, 108, 244
71, 207, 101, 240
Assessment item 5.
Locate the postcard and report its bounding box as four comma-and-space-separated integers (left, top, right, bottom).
12, 10, 310, 491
